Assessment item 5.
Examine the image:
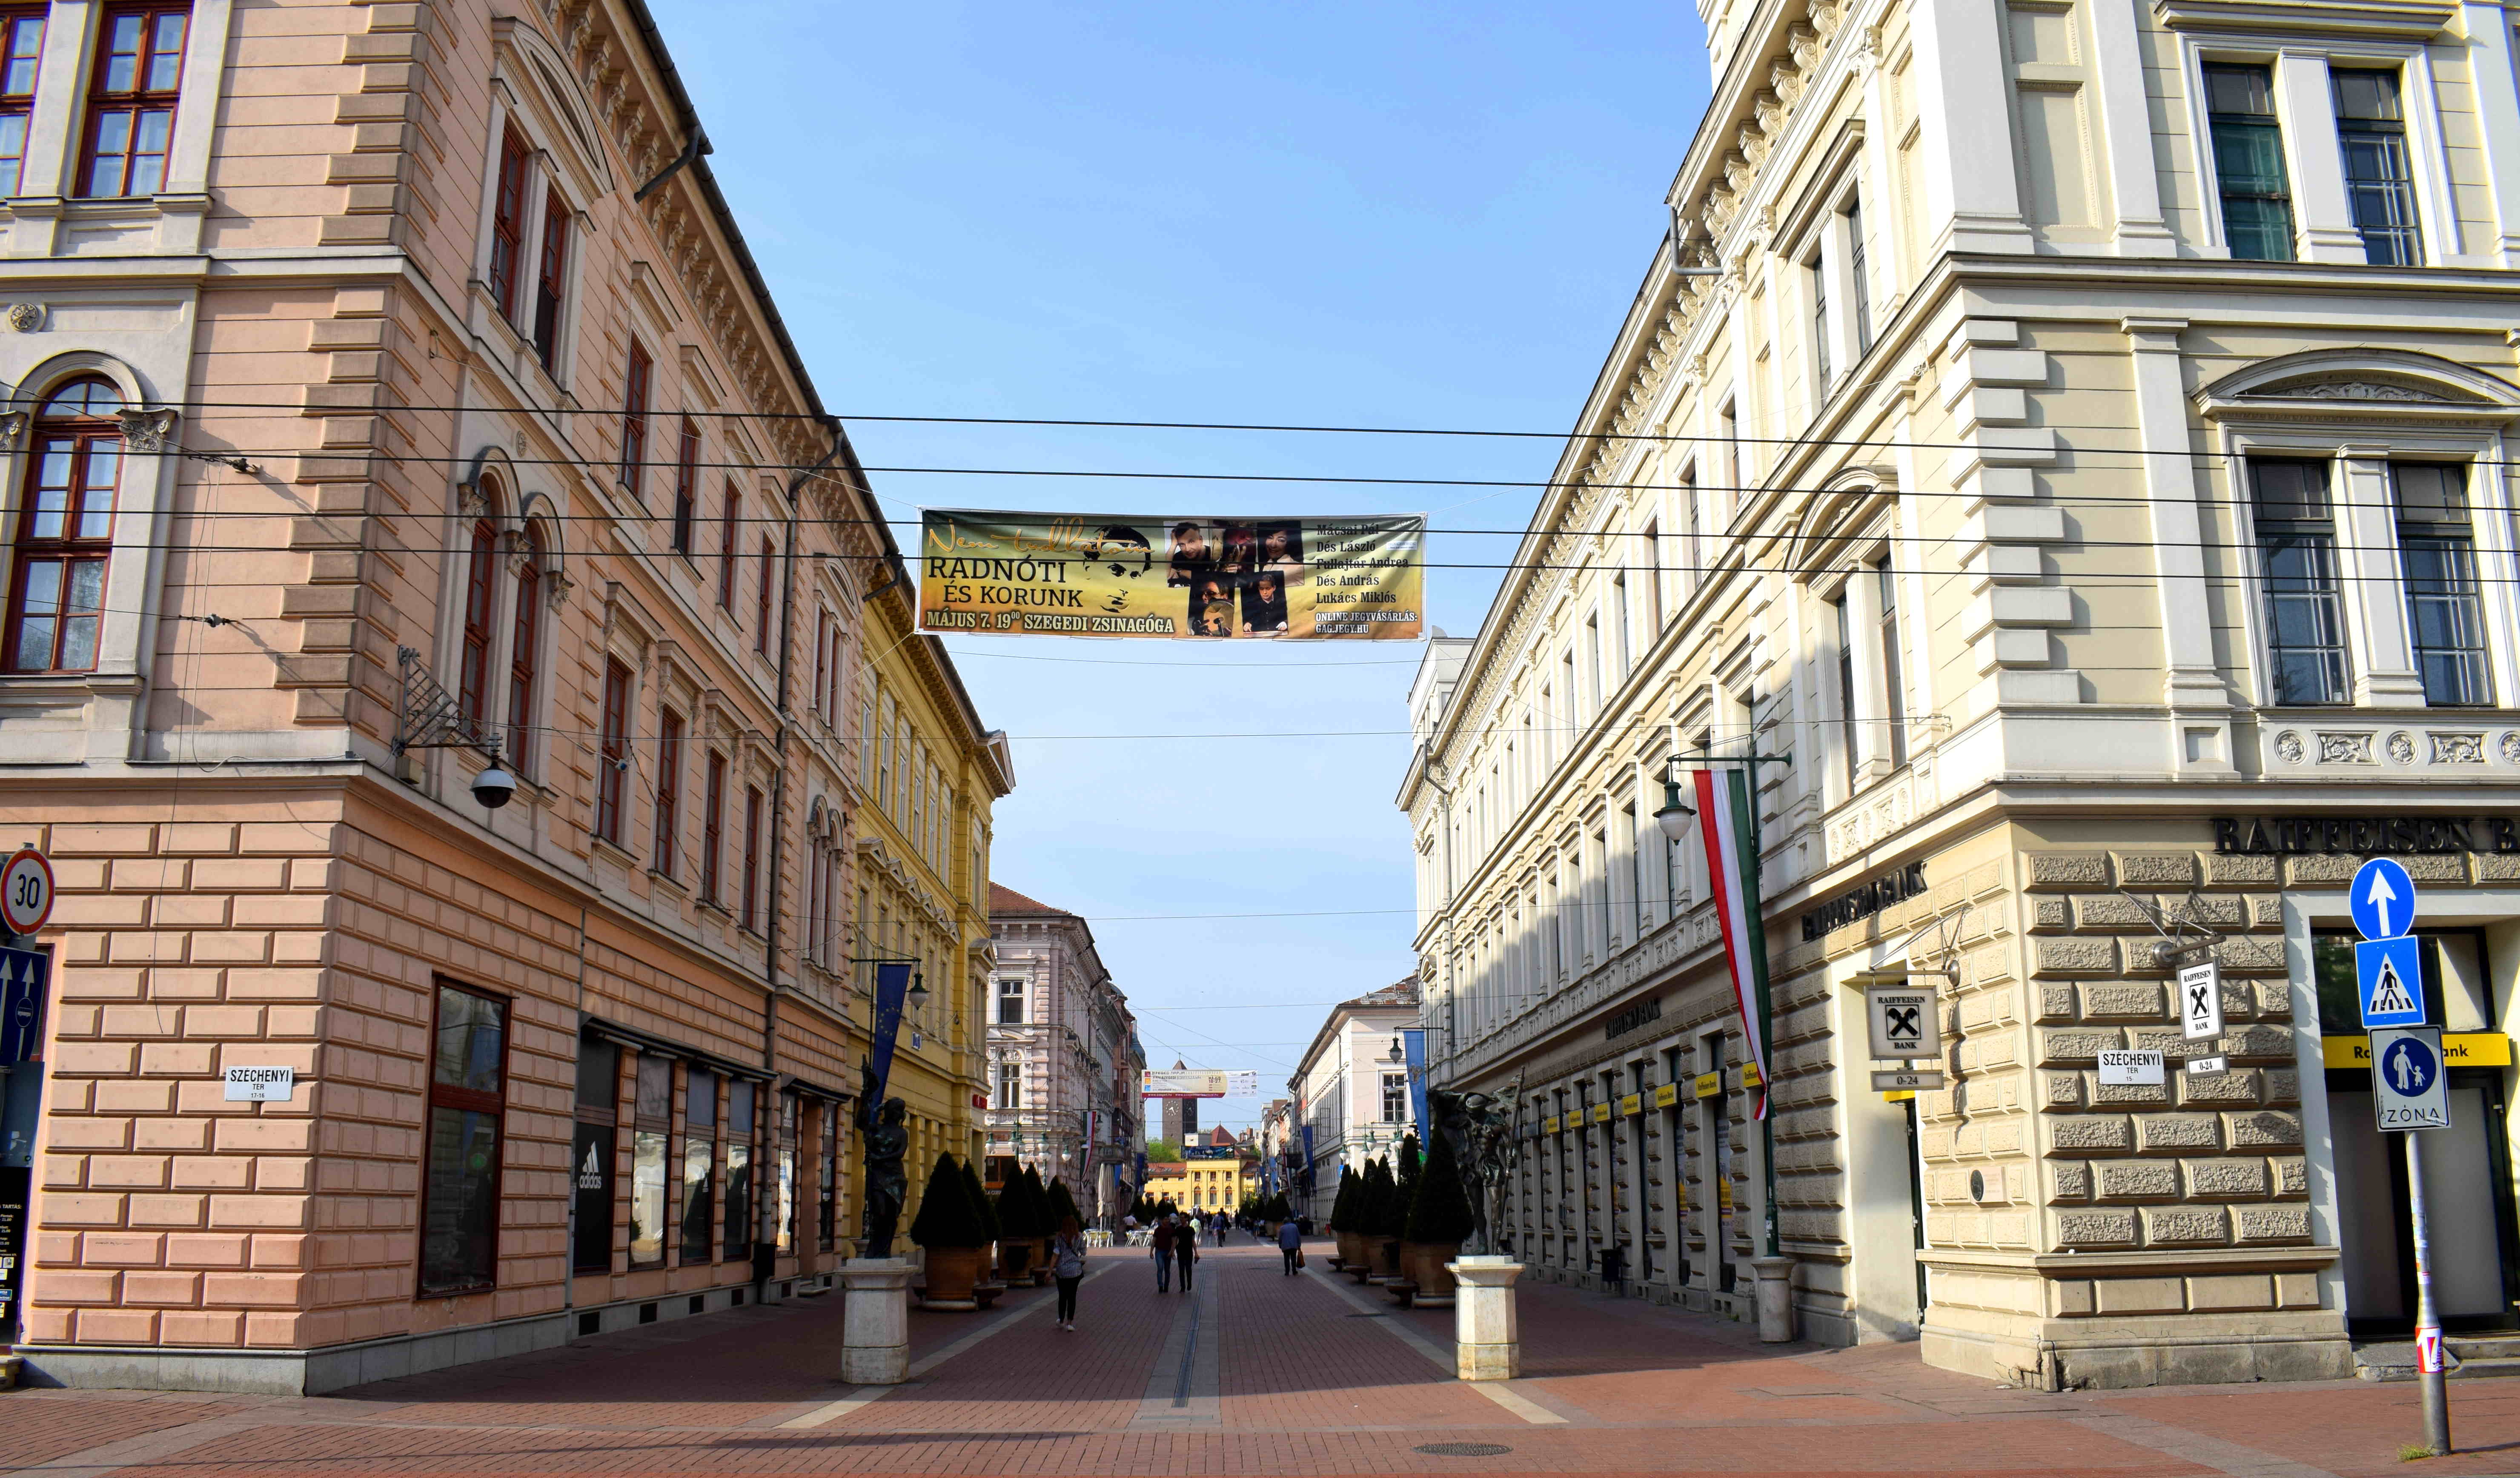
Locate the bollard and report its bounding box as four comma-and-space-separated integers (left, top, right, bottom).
1751, 1255, 1797, 1343
1450, 1255, 1524, 1381
839, 1257, 914, 1385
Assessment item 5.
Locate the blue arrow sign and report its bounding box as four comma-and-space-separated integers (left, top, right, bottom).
0, 945, 46, 1063
2350, 856, 2415, 941
2357, 935, 2426, 1028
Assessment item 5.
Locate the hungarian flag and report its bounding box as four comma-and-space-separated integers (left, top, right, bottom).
1693, 768, 1774, 1120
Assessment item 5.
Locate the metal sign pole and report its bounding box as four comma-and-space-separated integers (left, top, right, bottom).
2404, 1130, 2451, 1454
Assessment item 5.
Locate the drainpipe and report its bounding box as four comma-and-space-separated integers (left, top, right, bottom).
755, 415, 847, 1301
634, 126, 711, 203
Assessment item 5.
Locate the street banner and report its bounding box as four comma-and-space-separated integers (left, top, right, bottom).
1401, 1029, 1429, 1137
1144, 1068, 1257, 1098
1693, 769, 1773, 1120
919, 510, 1425, 640
863, 961, 913, 1129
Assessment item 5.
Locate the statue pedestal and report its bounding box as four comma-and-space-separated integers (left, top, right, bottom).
840, 1257, 914, 1384
1752, 1255, 1797, 1343
1449, 1255, 1522, 1381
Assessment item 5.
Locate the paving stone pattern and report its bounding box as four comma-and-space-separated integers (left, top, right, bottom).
5, 1242, 2518, 1477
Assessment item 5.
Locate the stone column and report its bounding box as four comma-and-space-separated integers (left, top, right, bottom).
1753, 1254, 1797, 1343
839, 1258, 914, 1384
1451, 1255, 1523, 1380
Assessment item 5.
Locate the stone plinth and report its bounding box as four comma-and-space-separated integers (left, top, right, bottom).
1450, 1255, 1523, 1381
1752, 1255, 1796, 1343
840, 1258, 914, 1384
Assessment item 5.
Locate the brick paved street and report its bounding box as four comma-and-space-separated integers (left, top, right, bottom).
8, 1242, 2520, 1478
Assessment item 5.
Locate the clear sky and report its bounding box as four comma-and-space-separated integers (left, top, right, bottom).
649, 0, 1714, 1132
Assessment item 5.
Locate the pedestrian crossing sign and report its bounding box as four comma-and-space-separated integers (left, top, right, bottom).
2356, 935, 2425, 1028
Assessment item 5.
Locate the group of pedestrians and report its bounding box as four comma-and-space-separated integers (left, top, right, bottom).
1147, 1212, 1200, 1292
1019, 1209, 1310, 1335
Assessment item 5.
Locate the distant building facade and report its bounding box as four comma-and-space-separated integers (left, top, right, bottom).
1286, 977, 1420, 1224
985, 885, 1141, 1224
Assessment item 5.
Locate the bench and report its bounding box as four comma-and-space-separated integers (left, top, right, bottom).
1381, 1280, 1419, 1308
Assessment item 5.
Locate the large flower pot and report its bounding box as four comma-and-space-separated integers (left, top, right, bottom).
1031, 1237, 1053, 1286
1397, 1240, 1426, 1285
1376, 1237, 1404, 1280
1336, 1230, 1366, 1269
1410, 1241, 1462, 1303
923, 1246, 987, 1309
997, 1239, 1033, 1282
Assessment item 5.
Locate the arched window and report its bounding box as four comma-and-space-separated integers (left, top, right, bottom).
506, 525, 542, 773
456, 504, 499, 730
8, 377, 127, 673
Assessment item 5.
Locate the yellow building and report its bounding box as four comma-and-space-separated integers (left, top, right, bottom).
1145, 1156, 1254, 1215
822, 539, 1014, 1225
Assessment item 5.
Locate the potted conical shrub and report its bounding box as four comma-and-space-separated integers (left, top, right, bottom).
1048, 1176, 1081, 1232
910, 1155, 990, 1309
1369, 1158, 1404, 1280
1019, 1166, 1055, 1284
960, 1158, 1002, 1284
1332, 1167, 1365, 1269
1403, 1131, 1475, 1306
1395, 1135, 1425, 1290
994, 1171, 1038, 1281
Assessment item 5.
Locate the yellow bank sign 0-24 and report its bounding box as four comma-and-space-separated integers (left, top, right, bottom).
919, 510, 1425, 640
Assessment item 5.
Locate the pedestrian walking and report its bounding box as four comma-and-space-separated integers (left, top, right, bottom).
1151, 1215, 1176, 1292
1277, 1215, 1303, 1275
1051, 1216, 1089, 1330
1173, 1214, 1198, 1292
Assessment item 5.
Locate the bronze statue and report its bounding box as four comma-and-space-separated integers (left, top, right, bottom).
1431, 1074, 1524, 1255
859, 1093, 910, 1258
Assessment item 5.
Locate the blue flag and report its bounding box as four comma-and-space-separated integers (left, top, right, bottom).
1401, 1028, 1429, 1138
864, 961, 912, 1128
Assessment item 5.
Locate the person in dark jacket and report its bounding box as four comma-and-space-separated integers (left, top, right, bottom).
1172, 1214, 1198, 1292
1051, 1217, 1089, 1330
1151, 1215, 1176, 1292
1277, 1216, 1303, 1275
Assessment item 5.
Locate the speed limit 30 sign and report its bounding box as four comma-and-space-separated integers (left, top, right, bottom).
2, 846, 53, 936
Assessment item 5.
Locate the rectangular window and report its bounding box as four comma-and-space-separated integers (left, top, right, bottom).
1809, 258, 1831, 390
0, 11, 44, 199
630, 1054, 669, 1267
1834, 591, 1859, 786
817, 1103, 838, 1253
812, 609, 830, 716
533, 186, 570, 372
718, 483, 740, 612
619, 342, 651, 496
2249, 458, 2351, 705
596, 659, 631, 845
756, 534, 775, 655
572, 1036, 618, 1275
488, 127, 530, 320
681, 1066, 715, 1265
741, 785, 762, 932
1382, 1072, 1407, 1123
1679, 464, 1700, 595
1847, 202, 1873, 353
2394, 462, 2491, 706
1875, 555, 1907, 768
2333, 68, 2420, 266
80, 5, 186, 198
701, 750, 725, 904
2205, 63, 2294, 261
997, 978, 1025, 1024
998, 1061, 1022, 1108
654, 707, 684, 880
420, 981, 507, 1295
1639, 524, 1664, 633
7, 416, 121, 674
671, 418, 699, 555
725, 1080, 754, 1263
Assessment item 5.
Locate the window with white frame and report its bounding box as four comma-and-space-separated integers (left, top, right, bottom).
2204, 63, 2294, 261
2333, 67, 2420, 266
2248, 458, 2350, 705
997, 977, 1025, 1025
2392, 462, 2490, 706
1380, 1072, 1407, 1123
997, 1060, 1022, 1109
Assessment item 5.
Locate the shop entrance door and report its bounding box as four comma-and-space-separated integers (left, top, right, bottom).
2330, 1072, 2519, 1335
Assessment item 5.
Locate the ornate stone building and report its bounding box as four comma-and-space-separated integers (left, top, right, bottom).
1402, 0, 2520, 1388
984, 884, 1141, 1224
0, 0, 1005, 1391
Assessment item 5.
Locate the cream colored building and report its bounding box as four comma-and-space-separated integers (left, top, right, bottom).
0, 0, 1007, 1392
1287, 976, 1420, 1224
1401, 0, 2520, 1389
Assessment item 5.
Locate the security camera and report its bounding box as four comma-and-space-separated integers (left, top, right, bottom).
472, 763, 518, 810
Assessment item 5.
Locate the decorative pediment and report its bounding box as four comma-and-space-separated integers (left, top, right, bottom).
2199, 349, 2520, 421
2153, 0, 2454, 41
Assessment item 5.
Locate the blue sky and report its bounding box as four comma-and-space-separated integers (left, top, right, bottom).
652, 0, 1712, 1131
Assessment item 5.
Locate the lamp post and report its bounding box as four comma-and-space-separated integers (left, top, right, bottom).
1652, 742, 1790, 1263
